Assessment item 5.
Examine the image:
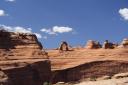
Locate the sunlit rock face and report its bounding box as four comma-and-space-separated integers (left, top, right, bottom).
0, 30, 48, 60
0, 30, 51, 85
118, 38, 128, 48
0, 61, 51, 85
59, 41, 69, 52
85, 40, 101, 49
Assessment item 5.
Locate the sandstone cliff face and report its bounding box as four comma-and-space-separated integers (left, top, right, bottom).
1, 61, 51, 85
52, 60, 128, 83
0, 30, 51, 85
49, 48, 128, 84
0, 31, 48, 60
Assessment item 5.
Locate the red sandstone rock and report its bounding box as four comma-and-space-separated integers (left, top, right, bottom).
48, 48, 128, 83
102, 40, 116, 49
59, 41, 69, 52
1, 61, 51, 85
0, 30, 51, 85
85, 40, 101, 49
118, 38, 128, 48
0, 31, 48, 60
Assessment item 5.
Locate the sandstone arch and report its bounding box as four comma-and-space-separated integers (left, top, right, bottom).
59, 41, 69, 52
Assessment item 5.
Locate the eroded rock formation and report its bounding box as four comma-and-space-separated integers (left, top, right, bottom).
85, 40, 101, 49
118, 38, 128, 48
0, 30, 48, 60
0, 61, 51, 85
0, 68, 8, 85
102, 40, 116, 49
59, 41, 69, 52
0, 30, 51, 85
52, 60, 128, 83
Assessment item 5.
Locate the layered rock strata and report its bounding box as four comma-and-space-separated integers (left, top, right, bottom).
0, 30, 51, 85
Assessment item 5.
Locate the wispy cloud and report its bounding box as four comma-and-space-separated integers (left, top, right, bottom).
14, 26, 32, 33
40, 26, 73, 35
0, 9, 7, 16
5, 0, 15, 2
42, 36, 47, 39
34, 33, 42, 39
0, 25, 32, 33
0, 25, 42, 39
119, 8, 128, 21
40, 28, 56, 35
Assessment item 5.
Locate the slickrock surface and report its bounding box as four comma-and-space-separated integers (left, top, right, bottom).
75, 77, 128, 85
48, 48, 128, 83
0, 30, 128, 85
49, 48, 128, 70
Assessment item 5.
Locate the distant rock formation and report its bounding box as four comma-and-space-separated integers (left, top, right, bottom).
0, 30, 51, 85
122, 38, 128, 46
102, 40, 116, 49
85, 40, 101, 49
59, 41, 69, 52
118, 38, 128, 48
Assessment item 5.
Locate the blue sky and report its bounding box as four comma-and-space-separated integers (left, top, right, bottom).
0, 0, 128, 48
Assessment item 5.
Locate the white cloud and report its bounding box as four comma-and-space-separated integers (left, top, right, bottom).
0, 25, 32, 33
14, 27, 32, 33
0, 25, 13, 31
34, 33, 42, 39
40, 26, 73, 35
53, 26, 73, 33
5, 0, 15, 2
119, 8, 128, 20
0, 25, 42, 39
0, 10, 7, 16
40, 28, 56, 35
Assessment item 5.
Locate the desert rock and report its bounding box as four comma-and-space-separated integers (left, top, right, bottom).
0, 30, 48, 60
112, 72, 128, 79
85, 40, 101, 49
102, 40, 115, 49
118, 38, 128, 48
59, 41, 69, 52
0, 30, 51, 85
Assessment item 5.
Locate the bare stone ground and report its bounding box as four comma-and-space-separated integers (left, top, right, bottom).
48, 48, 128, 70
75, 77, 128, 85
48, 48, 128, 84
